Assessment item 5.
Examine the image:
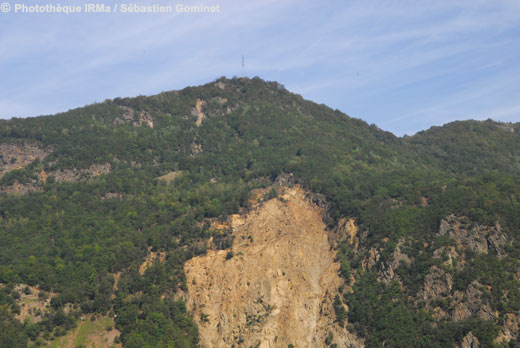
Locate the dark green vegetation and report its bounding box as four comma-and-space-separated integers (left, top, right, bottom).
1, 77, 520, 347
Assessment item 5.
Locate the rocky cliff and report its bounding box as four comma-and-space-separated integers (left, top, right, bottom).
184, 187, 363, 348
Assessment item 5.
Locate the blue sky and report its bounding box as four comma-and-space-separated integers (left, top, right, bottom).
1, 0, 519, 135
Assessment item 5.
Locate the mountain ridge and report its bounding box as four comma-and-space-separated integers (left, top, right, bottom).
2, 76, 517, 138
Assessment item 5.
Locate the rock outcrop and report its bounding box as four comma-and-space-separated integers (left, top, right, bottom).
184, 187, 363, 348
460, 331, 480, 348
113, 106, 154, 128
192, 99, 206, 126
51, 163, 111, 183
0, 142, 49, 178
495, 313, 519, 344
438, 215, 508, 256
418, 266, 453, 303
380, 239, 412, 283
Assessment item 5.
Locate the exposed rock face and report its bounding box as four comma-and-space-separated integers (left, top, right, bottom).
418, 266, 453, 303
451, 282, 489, 322
432, 246, 460, 268
497, 122, 515, 133
193, 99, 206, 126
0, 142, 49, 178
438, 215, 508, 256
190, 142, 203, 155
0, 142, 51, 194
1, 182, 42, 195
139, 247, 167, 275
114, 106, 154, 128
191, 96, 238, 123
275, 172, 295, 187
362, 247, 380, 271
213, 96, 228, 105
495, 313, 519, 344
184, 187, 363, 348
335, 217, 359, 250
487, 224, 508, 257
1, 163, 111, 195
460, 331, 480, 348
0, 141, 112, 194
13, 284, 56, 323
51, 163, 111, 183
380, 239, 412, 283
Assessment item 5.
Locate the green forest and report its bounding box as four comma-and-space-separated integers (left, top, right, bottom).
1, 77, 519, 347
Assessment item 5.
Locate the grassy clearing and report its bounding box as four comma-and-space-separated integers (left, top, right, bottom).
43, 315, 118, 348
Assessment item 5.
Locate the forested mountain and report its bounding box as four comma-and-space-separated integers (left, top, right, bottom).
1, 77, 519, 348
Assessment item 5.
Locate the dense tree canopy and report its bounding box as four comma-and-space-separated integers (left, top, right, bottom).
1, 77, 519, 347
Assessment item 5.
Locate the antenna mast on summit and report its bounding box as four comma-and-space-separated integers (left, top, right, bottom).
241, 55, 245, 76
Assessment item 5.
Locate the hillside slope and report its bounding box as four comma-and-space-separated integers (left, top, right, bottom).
0, 77, 519, 348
